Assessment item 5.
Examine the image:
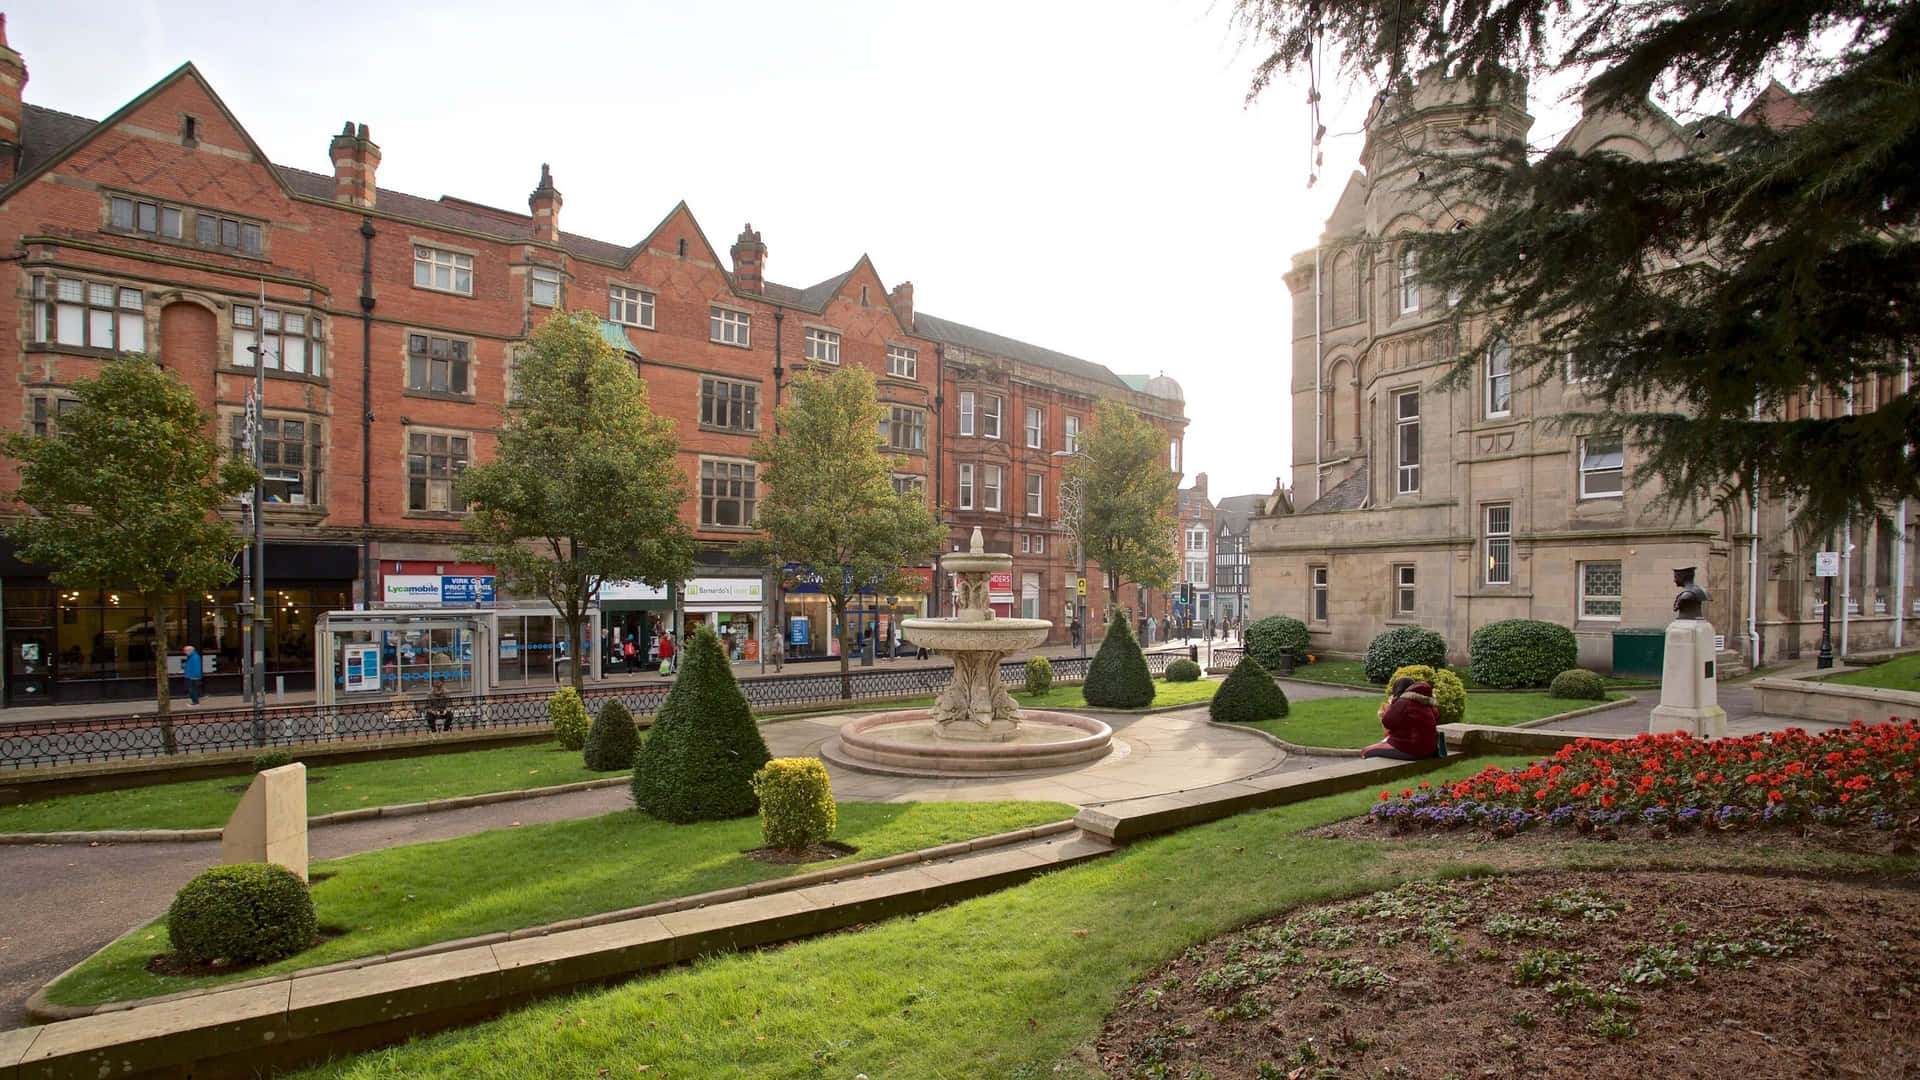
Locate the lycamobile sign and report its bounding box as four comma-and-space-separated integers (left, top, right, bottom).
384, 575, 496, 605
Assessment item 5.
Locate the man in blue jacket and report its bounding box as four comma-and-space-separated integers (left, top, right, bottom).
182, 644, 204, 706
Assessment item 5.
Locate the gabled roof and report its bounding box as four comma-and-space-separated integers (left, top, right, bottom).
914, 312, 1132, 392
1213, 494, 1265, 534
1299, 463, 1369, 514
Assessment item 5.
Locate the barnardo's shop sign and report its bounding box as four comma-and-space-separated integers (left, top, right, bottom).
384, 575, 496, 606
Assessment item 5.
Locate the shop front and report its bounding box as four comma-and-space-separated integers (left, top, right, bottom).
599, 580, 672, 674
315, 604, 600, 705
2, 541, 359, 706
683, 576, 762, 663
782, 567, 931, 661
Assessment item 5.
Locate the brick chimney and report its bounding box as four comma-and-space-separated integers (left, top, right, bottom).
889, 280, 914, 326
328, 122, 380, 208
0, 16, 28, 185
528, 163, 562, 243
1193, 472, 1208, 497
731, 224, 766, 295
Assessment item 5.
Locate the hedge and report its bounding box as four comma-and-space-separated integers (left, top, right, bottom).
1083, 611, 1155, 708
1210, 653, 1289, 723
1362, 625, 1448, 684
1469, 619, 1580, 688
1244, 615, 1310, 671
1386, 663, 1468, 725
166, 863, 316, 966
630, 625, 771, 822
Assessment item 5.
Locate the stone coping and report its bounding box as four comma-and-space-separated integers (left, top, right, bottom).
5, 742, 1500, 1079
1750, 675, 1920, 727
0, 776, 634, 846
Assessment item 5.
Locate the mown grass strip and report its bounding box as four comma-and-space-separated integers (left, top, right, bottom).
1234, 692, 1619, 750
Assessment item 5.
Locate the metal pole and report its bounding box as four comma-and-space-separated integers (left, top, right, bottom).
1818, 574, 1835, 669
252, 281, 267, 737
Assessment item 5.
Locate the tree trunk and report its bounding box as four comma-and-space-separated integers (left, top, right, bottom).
565, 609, 586, 693
1107, 571, 1121, 622
148, 594, 177, 755
833, 596, 852, 700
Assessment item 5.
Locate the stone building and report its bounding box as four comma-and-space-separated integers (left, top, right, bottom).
1250, 71, 1912, 673
0, 25, 1185, 703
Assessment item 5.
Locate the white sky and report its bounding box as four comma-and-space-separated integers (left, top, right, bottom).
11, 0, 1393, 502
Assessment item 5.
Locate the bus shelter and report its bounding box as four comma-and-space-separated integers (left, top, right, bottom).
315, 606, 602, 705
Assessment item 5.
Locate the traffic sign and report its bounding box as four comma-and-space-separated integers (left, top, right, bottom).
1075, 576, 1086, 596
1815, 551, 1840, 578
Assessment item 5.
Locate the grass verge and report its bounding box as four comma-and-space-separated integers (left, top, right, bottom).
1292, 659, 1650, 691
1232, 692, 1620, 749
1825, 652, 1920, 690
49, 799, 1073, 1007
0, 743, 625, 833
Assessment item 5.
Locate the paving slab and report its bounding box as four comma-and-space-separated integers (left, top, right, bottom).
285, 949, 499, 1041
490, 916, 676, 999
17, 982, 289, 1080
0, 1026, 37, 1079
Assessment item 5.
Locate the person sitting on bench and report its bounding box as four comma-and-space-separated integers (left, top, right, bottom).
1362, 678, 1443, 760
423, 675, 456, 733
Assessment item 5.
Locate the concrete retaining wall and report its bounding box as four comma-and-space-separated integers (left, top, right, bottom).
1750, 676, 1920, 727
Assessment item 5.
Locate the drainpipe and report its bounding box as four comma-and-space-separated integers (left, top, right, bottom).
933, 344, 946, 618
1899, 352, 1912, 647
1313, 243, 1324, 499
358, 216, 377, 607
771, 308, 785, 661
1749, 399, 1761, 669
1841, 382, 1856, 655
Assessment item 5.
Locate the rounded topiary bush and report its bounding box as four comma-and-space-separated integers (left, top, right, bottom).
251, 749, 295, 772
1210, 654, 1289, 723
583, 697, 640, 771
166, 863, 316, 966
1548, 668, 1608, 701
1024, 655, 1054, 697
1083, 611, 1155, 708
1469, 619, 1580, 688
1362, 625, 1449, 684
630, 625, 772, 822
751, 757, 837, 854
1387, 664, 1468, 725
1164, 657, 1202, 682
548, 686, 591, 751
1244, 615, 1311, 671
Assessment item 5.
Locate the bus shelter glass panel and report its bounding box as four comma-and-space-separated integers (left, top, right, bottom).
497, 614, 559, 687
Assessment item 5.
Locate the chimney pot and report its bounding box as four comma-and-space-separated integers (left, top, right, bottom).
329, 121, 381, 209
889, 281, 914, 326
528, 163, 563, 242
730, 223, 768, 295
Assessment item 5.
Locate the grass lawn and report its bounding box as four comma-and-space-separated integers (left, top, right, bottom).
1825, 652, 1920, 690
0, 743, 626, 834
1289, 658, 1652, 691
49, 799, 1073, 1007
1232, 691, 1621, 749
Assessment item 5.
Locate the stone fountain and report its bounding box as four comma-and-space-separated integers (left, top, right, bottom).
822, 528, 1115, 775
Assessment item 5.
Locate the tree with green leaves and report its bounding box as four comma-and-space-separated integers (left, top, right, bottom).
743, 367, 945, 700
1061, 398, 1179, 612
2, 356, 255, 751
460, 310, 695, 691
1233, 0, 1920, 535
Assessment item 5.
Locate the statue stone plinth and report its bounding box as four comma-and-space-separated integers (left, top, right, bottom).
1651, 566, 1727, 738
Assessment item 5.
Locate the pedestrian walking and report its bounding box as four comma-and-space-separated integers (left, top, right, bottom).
657, 631, 676, 676
182, 644, 204, 705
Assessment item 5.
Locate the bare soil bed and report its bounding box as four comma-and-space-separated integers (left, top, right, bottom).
1097, 858, 1920, 1079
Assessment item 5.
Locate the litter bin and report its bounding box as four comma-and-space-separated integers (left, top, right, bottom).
1274, 646, 1296, 676
1611, 628, 1665, 680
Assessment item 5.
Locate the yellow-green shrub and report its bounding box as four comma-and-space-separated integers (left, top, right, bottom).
548, 686, 590, 751
750, 757, 837, 853
1386, 664, 1468, 725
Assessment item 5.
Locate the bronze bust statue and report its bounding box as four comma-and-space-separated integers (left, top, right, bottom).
1672, 566, 1708, 620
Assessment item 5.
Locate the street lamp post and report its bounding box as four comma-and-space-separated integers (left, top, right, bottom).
1053, 449, 1089, 659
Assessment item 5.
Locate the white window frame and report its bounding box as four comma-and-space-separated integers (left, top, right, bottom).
1578, 434, 1625, 498
887, 344, 918, 379
1026, 473, 1043, 517
981, 394, 1002, 439
1186, 558, 1208, 588
1397, 247, 1419, 314
413, 246, 474, 296
1170, 439, 1181, 473
1025, 406, 1044, 449
698, 457, 758, 528
1485, 504, 1512, 585
958, 463, 975, 510
609, 284, 655, 328
1311, 565, 1329, 621
1394, 389, 1420, 494
1565, 350, 1593, 385
529, 267, 560, 307
1064, 414, 1082, 454
1395, 564, 1416, 615
983, 465, 1003, 511
1486, 338, 1513, 418
710, 306, 751, 347
959, 391, 976, 437
804, 326, 841, 365
1033, 535, 1044, 554
32, 276, 145, 353
1579, 560, 1624, 620
1186, 524, 1206, 555
1021, 534, 1031, 554
233, 304, 322, 376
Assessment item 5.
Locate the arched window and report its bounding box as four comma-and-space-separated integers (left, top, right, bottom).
1485, 338, 1513, 417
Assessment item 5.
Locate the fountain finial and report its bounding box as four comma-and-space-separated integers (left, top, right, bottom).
969, 527, 985, 555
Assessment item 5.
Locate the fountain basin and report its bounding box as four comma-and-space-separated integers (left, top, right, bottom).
900, 616, 1051, 652
826, 708, 1115, 775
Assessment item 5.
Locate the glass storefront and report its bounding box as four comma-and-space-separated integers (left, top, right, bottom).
684, 610, 758, 661
780, 591, 927, 661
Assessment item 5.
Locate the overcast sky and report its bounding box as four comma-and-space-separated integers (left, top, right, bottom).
11, 0, 1395, 501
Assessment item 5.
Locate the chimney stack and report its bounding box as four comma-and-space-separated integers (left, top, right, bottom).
329, 122, 381, 208
731, 224, 766, 295
1194, 472, 1208, 497
889, 280, 914, 326
528, 163, 562, 243
0, 16, 28, 185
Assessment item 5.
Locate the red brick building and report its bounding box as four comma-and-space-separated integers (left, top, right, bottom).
0, 28, 1186, 704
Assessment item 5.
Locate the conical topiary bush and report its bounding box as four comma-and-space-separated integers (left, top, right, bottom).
629, 624, 772, 822
1210, 652, 1289, 723
582, 696, 640, 771
1083, 610, 1155, 708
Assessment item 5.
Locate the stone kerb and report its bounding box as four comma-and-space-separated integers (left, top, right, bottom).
220, 762, 309, 881
1751, 676, 1920, 727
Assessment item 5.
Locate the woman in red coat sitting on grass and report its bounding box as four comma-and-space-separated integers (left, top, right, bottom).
1362, 676, 1444, 760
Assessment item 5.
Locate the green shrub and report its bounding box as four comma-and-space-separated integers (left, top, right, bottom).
630, 625, 772, 822
1362, 625, 1449, 684
1024, 656, 1054, 696
1164, 657, 1202, 682
1244, 615, 1311, 671
1469, 619, 1580, 688
751, 757, 837, 854
582, 697, 641, 771
1386, 664, 1468, 725
1210, 653, 1289, 723
1083, 611, 1155, 708
1548, 668, 1608, 701
166, 863, 316, 966
548, 686, 591, 751
251, 749, 295, 772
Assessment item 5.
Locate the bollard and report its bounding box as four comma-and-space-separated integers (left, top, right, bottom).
275, 675, 286, 699
1188, 645, 1199, 664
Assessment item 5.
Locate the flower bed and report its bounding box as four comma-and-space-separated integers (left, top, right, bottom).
1372, 720, 1920, 834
